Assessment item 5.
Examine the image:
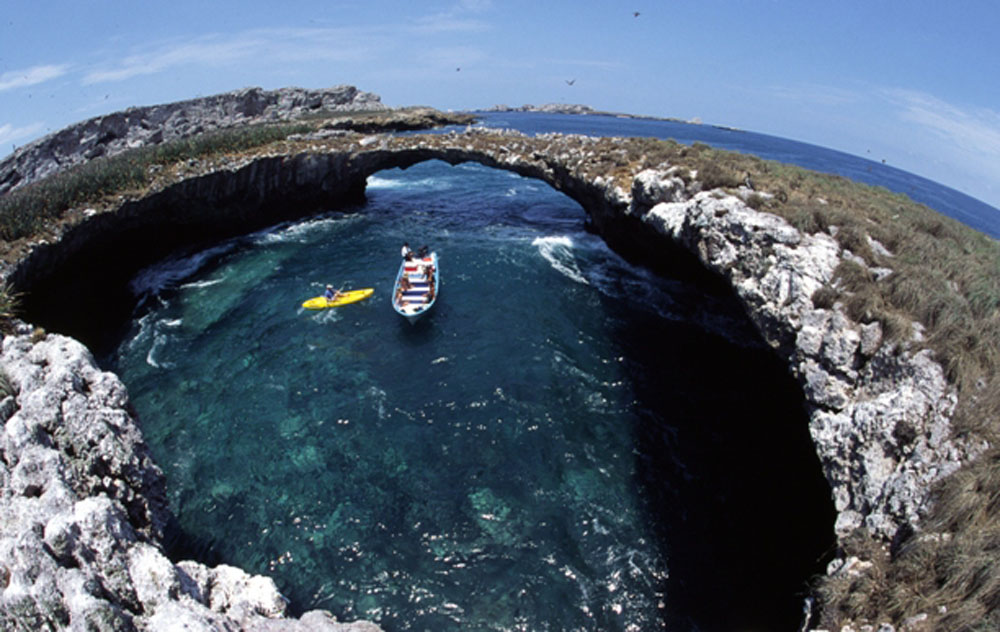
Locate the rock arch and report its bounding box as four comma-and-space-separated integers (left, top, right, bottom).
9, 131, 973, 541
2, 129, 978, 630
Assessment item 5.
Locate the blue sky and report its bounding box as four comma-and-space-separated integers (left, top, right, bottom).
3, 1, 1000, 210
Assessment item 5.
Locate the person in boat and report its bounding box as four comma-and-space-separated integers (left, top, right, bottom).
395, 275, 412, 305
417, 244, 429, 258
401, 242, 412, 258
324, 284, 343, 302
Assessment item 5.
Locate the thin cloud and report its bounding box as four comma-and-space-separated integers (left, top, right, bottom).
83, 28, 381, 85
0, 122, 46, 147
0, 64, 69, 92
412, 0, 492, 33
768, 83, 864, 106
84, 35, 268, 84
456, 0, 492, 10
885, 89, 1000, 159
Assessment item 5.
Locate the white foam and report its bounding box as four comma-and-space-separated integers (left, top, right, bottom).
254, 215, 359, 244
129, 243, 233, 298
145, 332, 174, 369
367, 175, 451, 190
531, 236, 589, 285
312, 308, 342, 325
179, 278, 223, 290
367, 386, 388, 420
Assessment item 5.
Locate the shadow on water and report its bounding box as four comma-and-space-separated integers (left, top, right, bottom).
615, 301, 837, 631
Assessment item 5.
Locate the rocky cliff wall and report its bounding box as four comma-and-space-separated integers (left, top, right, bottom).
0, 85, 387, 195
0, 326, 383, 631
1, 126, 982, 630
623, 170, 978, 540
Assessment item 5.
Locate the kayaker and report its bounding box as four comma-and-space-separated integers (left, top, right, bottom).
324, 285, 343, 301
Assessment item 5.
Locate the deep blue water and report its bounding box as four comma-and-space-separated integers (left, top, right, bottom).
110, 158, 833, 631
470, 111, 1000, 240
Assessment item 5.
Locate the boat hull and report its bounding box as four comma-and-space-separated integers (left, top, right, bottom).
393, 252, 438, 323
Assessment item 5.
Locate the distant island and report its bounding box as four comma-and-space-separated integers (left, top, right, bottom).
480, 103, 734, 129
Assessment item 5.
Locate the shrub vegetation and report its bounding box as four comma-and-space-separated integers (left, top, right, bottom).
0, 121, 314, 241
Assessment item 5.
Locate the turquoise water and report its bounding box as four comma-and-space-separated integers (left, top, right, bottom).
110, 160, 830, 630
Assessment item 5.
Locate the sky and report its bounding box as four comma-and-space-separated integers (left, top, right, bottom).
2, 0, 1000, 211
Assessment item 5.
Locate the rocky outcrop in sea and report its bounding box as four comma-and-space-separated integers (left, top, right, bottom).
484, 103, 597, 115
0, 85, 387, 195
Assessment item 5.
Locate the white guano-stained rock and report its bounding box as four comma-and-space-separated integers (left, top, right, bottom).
0, 330, 384, 631
631, 172, 978, 541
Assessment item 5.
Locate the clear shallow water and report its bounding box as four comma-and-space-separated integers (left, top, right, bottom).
110, 160, 830, 631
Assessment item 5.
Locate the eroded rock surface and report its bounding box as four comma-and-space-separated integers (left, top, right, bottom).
0, 85, 387, 195
0, 329, 382, 631
628, 170, 978, 539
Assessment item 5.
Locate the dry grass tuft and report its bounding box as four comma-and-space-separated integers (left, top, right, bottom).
0, 283, 19, 334
826, 450, 1000, 631
0, 371, 14, 399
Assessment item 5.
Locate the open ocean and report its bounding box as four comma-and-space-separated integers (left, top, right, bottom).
107, 113, 996, 631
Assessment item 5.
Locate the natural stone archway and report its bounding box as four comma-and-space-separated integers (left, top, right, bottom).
2, 128, 980, 630
9, 130, 975, 542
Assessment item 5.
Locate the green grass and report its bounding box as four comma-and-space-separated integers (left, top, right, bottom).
0, 121, 315, 241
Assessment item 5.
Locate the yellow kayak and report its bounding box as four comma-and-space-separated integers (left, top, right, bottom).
302, 288, 374, 309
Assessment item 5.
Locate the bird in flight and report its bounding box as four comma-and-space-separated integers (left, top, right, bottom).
633, 11, 640, 17
565, 79, 576, 86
